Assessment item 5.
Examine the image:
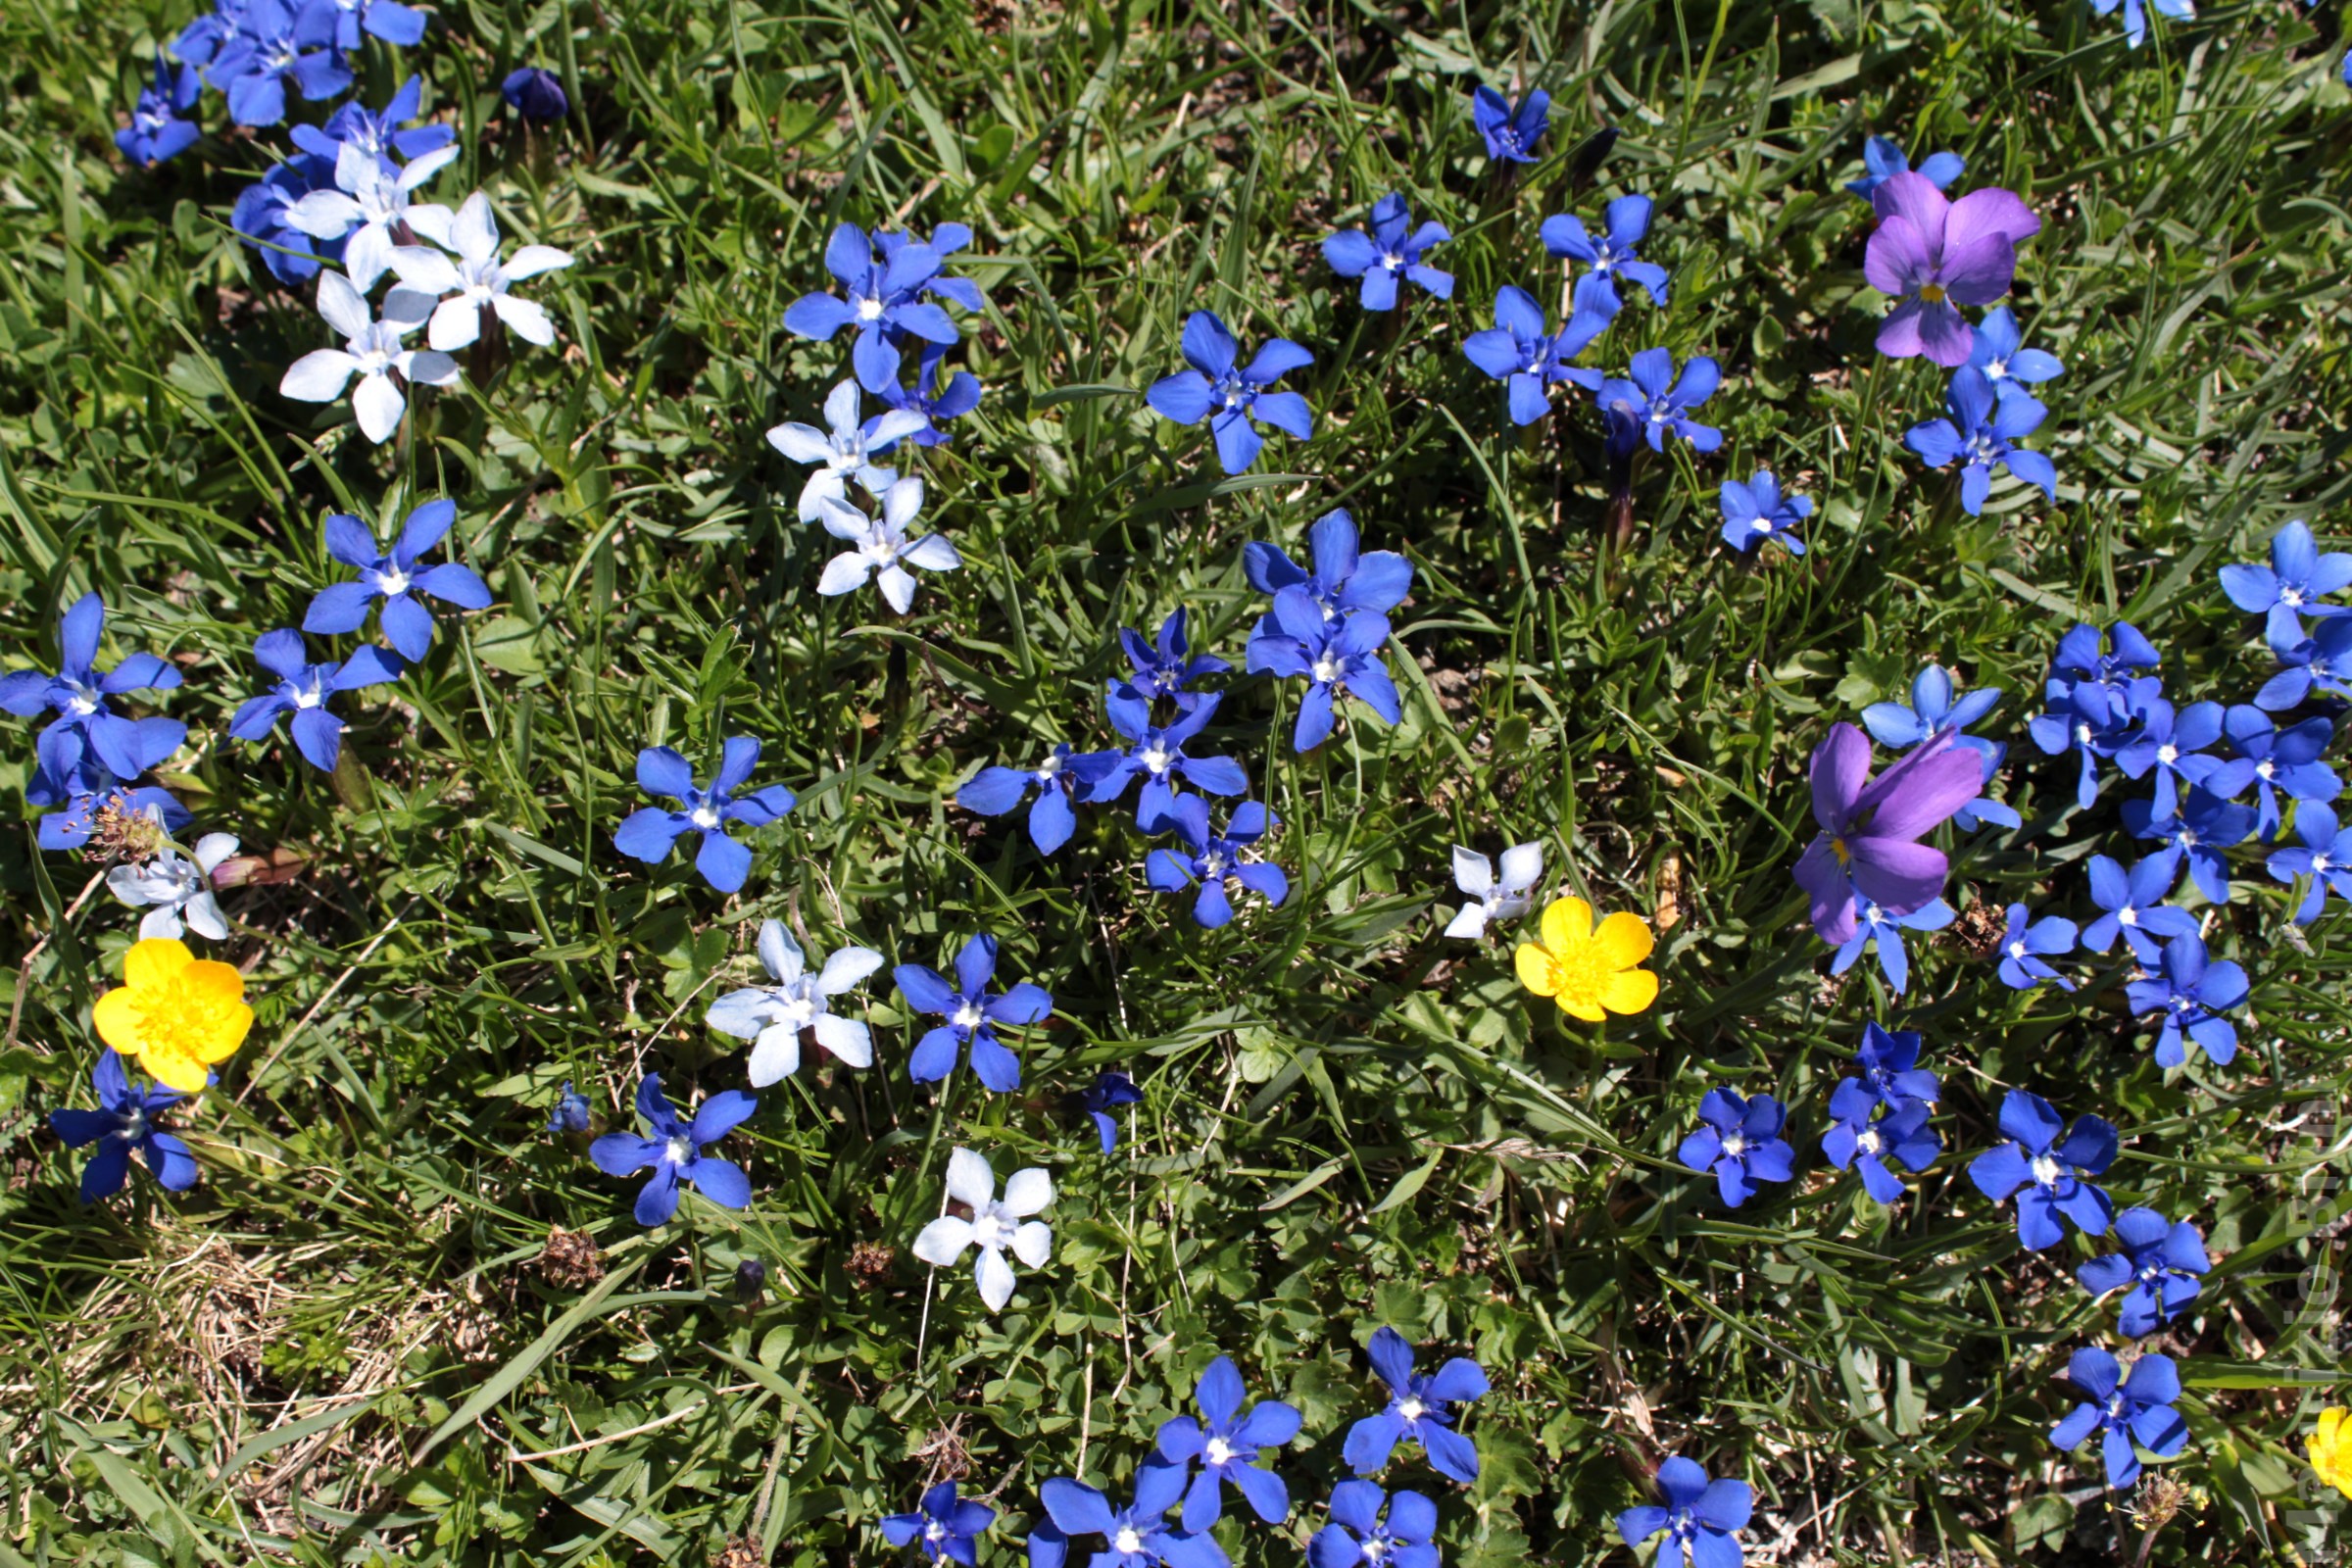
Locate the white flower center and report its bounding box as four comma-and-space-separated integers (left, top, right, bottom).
1204, 1437, 1233, 1466
1201, 852, 1227, 880
2076, 723, 2093, 745
1141, 744, 1172, 775
2008, 940, 2029, 959
2258, 760, 2276, 780
857, 296, 885, 322
2180, 829, 2199, 848
1113, 1529, 1144, 1556
952, 1001, 984, 1030
292, 680, 323, 710
1985, 358, 2009, 379
973, 1209, 1009, 1249
1037, 753, 1063, 778
1361, 1541, 1390, 1564
2282, 588, 2305, 607
119, 1108, 148, 1141
1396, 1397, 1426, 1422
689, 803, 722, 831
376, 567, 411, 597
776, 991, 817, 1028
1379, 251, 1402, 270
862, 536, 900, 567
1754, 517, 1774, 532
926, 1522, 947, 1542
1721, 1135, 1746, 1159
65, 688, 100, 716
1312, 653, 1344, 683
2030, 1154, 2062, 1188
2316, 854, 2335, 873
1856, 1128, 1884, 1157
2157, 744, 2178, 765
664, 1137, 692, 1166
2118, 907, 2138, 925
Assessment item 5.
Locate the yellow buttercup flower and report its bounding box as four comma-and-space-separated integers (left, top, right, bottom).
1514, 896, 1657, 1021
92, 938, 253, 1094
2310, 1407, 2352, 1499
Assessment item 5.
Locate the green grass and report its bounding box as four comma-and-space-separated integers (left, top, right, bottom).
1, 0, 2349, 1563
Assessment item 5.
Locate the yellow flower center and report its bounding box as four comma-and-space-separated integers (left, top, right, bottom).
1831, 835, 1852, 866
1542, 941, 1614, 1012
1918, 282, 1947, 304
126, 978, 243, 1074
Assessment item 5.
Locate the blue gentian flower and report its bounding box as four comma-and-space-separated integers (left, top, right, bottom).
1829, 890, 1954, 996
1844, 134, 1963, 200
301, 500, 493, 662
1308, 1482, 1437, 1568
1596, 349, 1723, 453
2125, 931, 2249, 1068
1080, 690, 1248, 831
230, 153, 344, 283
1539, 195, 1670, 319
1246, 595, 1399, 753
1904, 368, 2056, 515
1146, 798, 1288, 928
50, 1051, 197, 1200
1616, 1457, 1753, 1568
2079, 1208, 2210, 1338
1967, 1089, 2117, 1249
1965, 306, 2064, 407
1155, 1354, 1302, 1528
894, 934, 1052, 1092
611, 738, 798, 894
782, 222, 958, 393
2089, 0, 2194, 49
502, 66, 568, 122
2116, 697, 2228, 816
2049, 1348, 2186, 1491
0, 591, 185, 785
1117, 609, 1229, 710
1996, 904, 2078, 992
1862, 662, 2016, 829
1322, 193, 1452, 310
327, 0, 425, 49
204, 0, 351, 127
1851, 1020, 1940, 1112
172, 2, 244, 67
2052, 619, 2163, 694
118, 55, 202, 168
2220, 519, 2352, 653
1145, 311, 1313, 475
1244, 509, 1414, 623
2028, 674, 2151, 810
292, 77, 454, 171
1077, 1070, 1142, 1153
1038, 1466, 1218, 1568
1461, 285, 1606, 424
875, 222, 988, 315
588, 1073, 757, 1227
958, 743, 1101, 855
226, 628, 402, 773
882, 1481, 995, 1566
1678, 1089, 1795, 1209
2256, 614, 2352, 711
768, 378, 921, 522
2081, 854, 2198, 964
1822, 1080, 1938, 1204
1341, 1326, 1487, 1485
1471, 85, 1547, 163
2218, 705, 2337, 841
2122, 788, 2254, 906
1718, 469, 1809, 557
24, 727, 192, 852
869, 344, 983, 452
2267, 801, 2352, 924
548, 1080, 591, 1134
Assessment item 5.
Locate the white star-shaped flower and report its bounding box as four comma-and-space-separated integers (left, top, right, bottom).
278, 271, 459, 445
911, 1147, 1052, 1312
765, 379, 927, 523
704, 919, 884, 1086
1443, 841, 1544, 939
388, 191, 574, 352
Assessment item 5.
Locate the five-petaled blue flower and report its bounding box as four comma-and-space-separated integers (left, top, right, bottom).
1540, 195, 1670, 319
1117, 609, 1229, 710
1081, 690, 1249, 831
205, 0, 352, 128
1615, 1456, 1753, 1568
1146, 311, 1314, 475
959, 743, 1101, 855
882, 1481, 995, 1566
302, 499, 493, 662
611, 737, 798, 894
502, 66, 569, 122
589, 1072, 757, 1227
2217, 705, 2337, 842
1322, 194, 1452, 311
2125, 931, 2249, 1069
1597, 349, 1723, 454
227, 628, 402, 773
1037, 1466, 1217, 1568
2080, 854, 2198, 964
1679, 1088, 1796, 1208
1245, 509, 1415, 626
1995, 903, 2078, 992
547, 1080, 591, 1135
1155, 1353, 1302, 1529
1308, 1482, 1438, 1568
1077, 1070, 1142, 1154
1341, 1326, 1487, 1485
1718, 469, 1810, 557
1968, 1089, 2117, 1250
1246, 593, 1400, 753
2079, 1208, 2210, 1339
1471, 85, 1547, 164
871, 344, 983, 452
2256, 614, 2352, 712
783, 222, 960, 393
1822, 1079, 1938, 1205
1965, 306, 2064, 407
1461, 285, 1605, 425
1851, 1020, 1940, 1112
2267, 801, 2352, 925
50, 1050, 198, 1200
2049, 1348, 2186, 1491
1904, 368, 2056, 515
1147, 798, 1289, 928
2121, 788, 2254, 906
2116, 696, 2227, 817
1830, 888, 1954, 997
2220, 518, 2352, 654
292, 77, 454, 172
894, 934, 1053, 1092
119, 54, 202, 168
1844, 134, 1963, 200
0, 590, 186, 785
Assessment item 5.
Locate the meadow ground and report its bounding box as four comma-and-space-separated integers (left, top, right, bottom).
0, 0, 2349, 1564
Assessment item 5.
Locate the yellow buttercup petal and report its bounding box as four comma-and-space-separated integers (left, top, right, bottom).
182, 958, 249, 1002
1539, 896, 1592, 956
194, 1001, 255, 1063
122, 937, 194, 991
1514, 943, 1559, 996
1592, 911, 1654, 971
142, 1045, 214, 1096
92, 988, 144, 1054
1600, 966, 1659, 1016
2314, 1407, 2352, 1499
1553, 991, 1607, 1024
